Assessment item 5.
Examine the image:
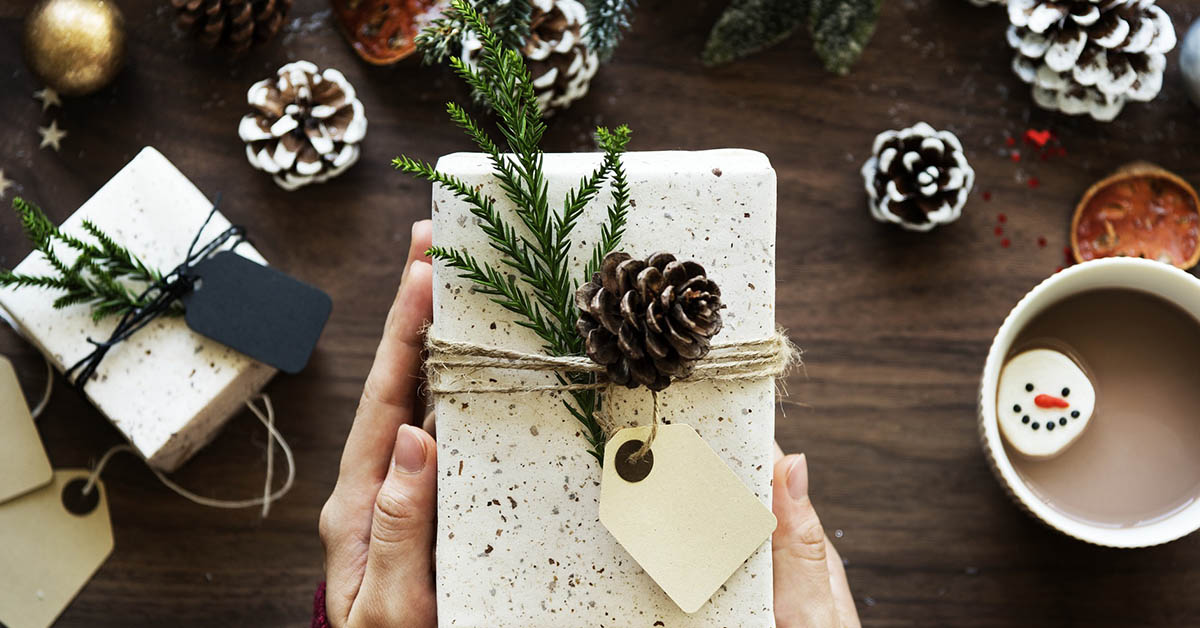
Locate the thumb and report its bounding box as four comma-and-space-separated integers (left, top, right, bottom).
350, 425, 438, 627
773, 454, 839, 628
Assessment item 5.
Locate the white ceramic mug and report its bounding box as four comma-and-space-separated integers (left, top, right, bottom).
980, 257, 1200, 547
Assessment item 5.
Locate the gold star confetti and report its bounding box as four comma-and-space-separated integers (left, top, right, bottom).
0, 170, 12, 200
33, 87, 61, 112
38, 120, 68, 151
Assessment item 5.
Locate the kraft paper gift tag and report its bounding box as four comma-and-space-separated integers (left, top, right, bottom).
0, 356, 52, 504
0, 470, 114, 628
599, 424, 778, 614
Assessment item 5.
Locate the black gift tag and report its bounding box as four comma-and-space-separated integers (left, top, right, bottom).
182, 251, 332, 373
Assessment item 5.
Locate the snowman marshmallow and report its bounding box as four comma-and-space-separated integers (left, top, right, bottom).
997, 348, 1096, 459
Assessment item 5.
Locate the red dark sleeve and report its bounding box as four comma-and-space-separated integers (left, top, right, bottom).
312, 582, 330, 628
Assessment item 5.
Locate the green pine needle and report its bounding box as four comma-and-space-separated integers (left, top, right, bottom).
395, 0, 634, 462
0, 198, 177, 322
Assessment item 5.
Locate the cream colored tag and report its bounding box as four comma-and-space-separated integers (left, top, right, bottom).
0, 470, 114, 628
599, 424, 777, 614
0, 356, 52, 504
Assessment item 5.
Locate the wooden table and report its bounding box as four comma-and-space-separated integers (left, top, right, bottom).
2, 0, 1199, 625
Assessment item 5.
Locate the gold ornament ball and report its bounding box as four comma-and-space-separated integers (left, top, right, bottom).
23, 0, 126, 96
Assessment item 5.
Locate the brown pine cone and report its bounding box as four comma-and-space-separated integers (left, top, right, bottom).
575, 251, 724, 391
238, 61, 367, 190
171, 0, 293, 56
861, 122, 974, 232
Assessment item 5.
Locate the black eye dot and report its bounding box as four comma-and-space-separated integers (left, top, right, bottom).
1026, 383, 1034, 392
1022, 415, 1030, 424
1059, 418, 1067, 426
1071, 410, 1080, 418
1046, 422, 1055, 431
1013, 404, 1022, 413
1031, 422, 1040, 430
1062, 388, 1070, 397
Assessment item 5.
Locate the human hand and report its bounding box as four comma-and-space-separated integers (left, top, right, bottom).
319, 220, 438, 628
773, 444, 861, 628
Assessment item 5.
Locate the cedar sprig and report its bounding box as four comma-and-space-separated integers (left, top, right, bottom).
394, 0, 632, 462
0, 197, 176, 322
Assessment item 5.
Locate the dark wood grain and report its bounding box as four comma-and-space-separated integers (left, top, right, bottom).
2, 0, 1200, 626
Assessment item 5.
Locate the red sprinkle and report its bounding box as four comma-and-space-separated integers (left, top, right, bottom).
1037, 236, 1047, 248
1010, 151, 1022, 162
1024, 129, 1053, 148
1028, 176, 1040, 189
1001, 238, 1011, 248
982, 191, 993, 201
997, 213, 1007, 223
1005, 136, 1016, 147
995, 226, 1004, 236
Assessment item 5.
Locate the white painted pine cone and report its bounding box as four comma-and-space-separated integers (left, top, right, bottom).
461, 0, 599, 116
1007, 0, 1176, 121
862, 122, 975, 232
238, 60, 367, 191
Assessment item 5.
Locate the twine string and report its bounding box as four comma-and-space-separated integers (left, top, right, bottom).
425, 330, 800, 456
80, 394, 294, 518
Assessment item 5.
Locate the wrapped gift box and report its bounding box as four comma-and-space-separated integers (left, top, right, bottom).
0, 147, 276, 472
431, 149, 778, 627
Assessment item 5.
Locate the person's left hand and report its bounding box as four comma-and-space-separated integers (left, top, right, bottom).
319, 220, 438, 628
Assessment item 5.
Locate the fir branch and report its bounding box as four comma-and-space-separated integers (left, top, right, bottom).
582, 0, 636, 62
417, 0, 535, 65
396, 0, 632, 463
0, 198, 176, 322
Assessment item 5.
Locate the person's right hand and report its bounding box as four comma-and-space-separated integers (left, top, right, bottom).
772, 445, 862, 628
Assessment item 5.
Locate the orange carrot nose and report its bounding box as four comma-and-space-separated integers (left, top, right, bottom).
1034, 394, 1069, 409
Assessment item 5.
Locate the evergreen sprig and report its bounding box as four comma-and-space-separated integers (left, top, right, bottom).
0, 198, 176, 322
416, 0, 634, 67
395, 0, 632, 463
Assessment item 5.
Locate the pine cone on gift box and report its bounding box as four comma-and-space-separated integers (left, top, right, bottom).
462, 0, 600, 116
171, 0, 293, 55
238, 61, 367, 191
575, 252, 724, 391
861, 122, 975, 232
1008, 0, 1176, 121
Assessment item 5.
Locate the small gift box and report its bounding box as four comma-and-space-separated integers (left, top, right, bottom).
0, 147, 276, 472
430, 149, 778, 626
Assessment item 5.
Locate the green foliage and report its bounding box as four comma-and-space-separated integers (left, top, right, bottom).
395, 0, 633, 463
417, 0, 634, 67
810, 0, 882, 75
582, 0, 636, 62
0, 198, 175, 322
701, 0, 807, 67
702, 0, 880, 75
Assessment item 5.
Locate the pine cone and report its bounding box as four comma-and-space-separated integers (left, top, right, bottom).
575, 252, 724, 392
1008, 0, 1176, 121
171, 0, 292, 55
238, 61, 367, 191
861, 122, 975, 232
462, 0, 600, 116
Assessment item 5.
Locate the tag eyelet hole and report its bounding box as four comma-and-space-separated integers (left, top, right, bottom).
61, 478, 100, 516
614, 440, 653, 483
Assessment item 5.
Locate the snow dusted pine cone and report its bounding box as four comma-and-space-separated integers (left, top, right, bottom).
1008, 0, 1176, 121
238, 61, 367, 190
462, 0, 599, 116
171, 0, 293, 56
575, 252, 724, 391
861, 122, 975, 232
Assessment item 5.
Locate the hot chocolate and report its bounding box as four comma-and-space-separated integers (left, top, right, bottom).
1006, 288, 1200, 528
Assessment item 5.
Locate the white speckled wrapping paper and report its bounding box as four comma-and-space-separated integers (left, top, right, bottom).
0, 147, 276, 472
431, 150, 777, 627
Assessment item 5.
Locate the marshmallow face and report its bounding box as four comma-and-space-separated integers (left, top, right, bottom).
997, 349, 1096, 459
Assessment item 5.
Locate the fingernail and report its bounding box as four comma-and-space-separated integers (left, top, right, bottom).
393, 425, 427, 473
787, 453, 809, 501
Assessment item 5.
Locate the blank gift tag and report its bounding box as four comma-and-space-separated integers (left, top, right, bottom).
182, 251, 332, 373
599, 424, 777, 613
0, 356, 52, 504
0, 470, 114, 628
